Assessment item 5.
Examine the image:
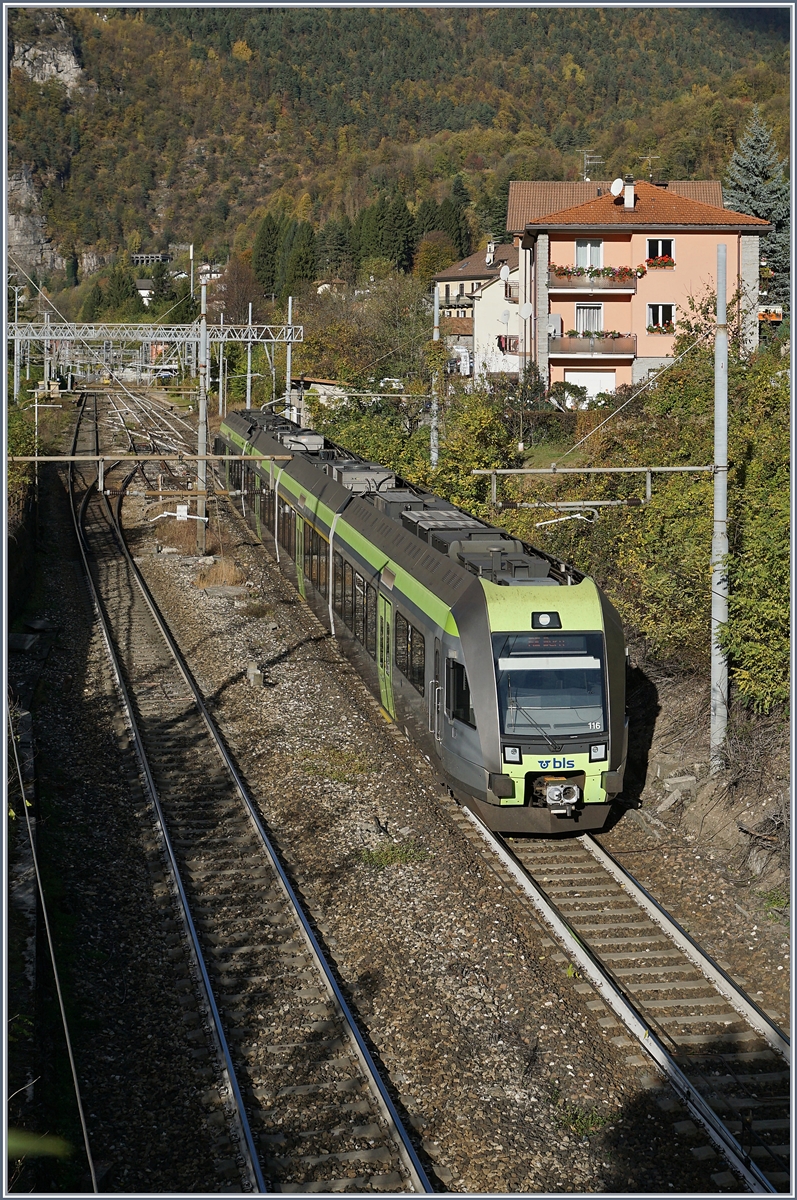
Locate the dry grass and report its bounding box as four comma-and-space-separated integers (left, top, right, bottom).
153, 516, 223, 556
194, 558, 247, 588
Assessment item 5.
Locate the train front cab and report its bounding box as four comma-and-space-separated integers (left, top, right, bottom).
445, 578, 627, 836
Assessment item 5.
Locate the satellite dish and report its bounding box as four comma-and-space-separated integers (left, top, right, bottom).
499, 264, 510, 281
520, 302, 533, 320
610, 177, 624, 197
500, 310, 510, 325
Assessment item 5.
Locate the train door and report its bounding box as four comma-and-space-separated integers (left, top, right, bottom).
429, 637, 442, 743
377, 593, 395, 718
295, 516, 306, 599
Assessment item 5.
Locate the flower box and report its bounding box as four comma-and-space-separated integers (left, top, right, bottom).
646, 255, 675, 269
550, 264, 646, 282
646, 323, 675, 335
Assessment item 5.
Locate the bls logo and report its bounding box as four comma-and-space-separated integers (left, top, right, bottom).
538, 757, 576, 770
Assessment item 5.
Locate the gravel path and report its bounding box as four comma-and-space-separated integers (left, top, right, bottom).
126, 493, 738, 1194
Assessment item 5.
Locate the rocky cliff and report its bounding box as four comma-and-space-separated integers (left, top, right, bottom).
8, 12, 82, 273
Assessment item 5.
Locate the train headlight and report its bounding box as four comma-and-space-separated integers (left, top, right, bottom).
532, 611, 562, 629
503, 745, 522, 764
590, 743, 607, 762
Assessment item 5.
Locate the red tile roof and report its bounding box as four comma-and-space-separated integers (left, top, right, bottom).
521, 180, 770, 230
506, 180, 725, 230
441, 316, 473, 335
434, 243, 518, 282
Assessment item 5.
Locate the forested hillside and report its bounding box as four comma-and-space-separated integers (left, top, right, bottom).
8, 6, 789, 270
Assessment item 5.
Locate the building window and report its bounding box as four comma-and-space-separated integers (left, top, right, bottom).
496, 335, 519, 353
444, 284, 450, 302
458, 283, 465, 296
647, 303, 675, 330
647, 238, 674, 262
575, 239, 602, 268
575, 305, 603, 334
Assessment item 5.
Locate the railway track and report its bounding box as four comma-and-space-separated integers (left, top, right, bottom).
68, 392, 432, 1194
462, 810, 790, 1193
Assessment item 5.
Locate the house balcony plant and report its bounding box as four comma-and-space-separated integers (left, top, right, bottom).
550, 263, 646, 282
645, 255, 675, 269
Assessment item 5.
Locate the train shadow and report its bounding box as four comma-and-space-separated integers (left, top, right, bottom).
602, 663, 659, 832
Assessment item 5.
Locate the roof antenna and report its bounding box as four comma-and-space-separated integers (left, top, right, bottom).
637, 151, 660, 182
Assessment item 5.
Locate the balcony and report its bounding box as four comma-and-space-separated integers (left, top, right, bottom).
548, 270, 637, 294
549, 334, 637, 359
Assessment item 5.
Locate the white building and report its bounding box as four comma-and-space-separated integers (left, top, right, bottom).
471, 264, 524, 378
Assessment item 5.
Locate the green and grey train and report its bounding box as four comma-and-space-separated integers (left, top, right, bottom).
216, 409, 628, 835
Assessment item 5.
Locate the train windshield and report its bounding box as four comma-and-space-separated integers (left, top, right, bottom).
493, 632, 606, 737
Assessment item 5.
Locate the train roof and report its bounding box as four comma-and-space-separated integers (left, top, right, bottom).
220, 408, 584, 600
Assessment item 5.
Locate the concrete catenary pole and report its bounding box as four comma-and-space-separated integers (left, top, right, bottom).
218, 312, 224, 417
285, 295, 293, 417
245, 302, 252, 410
196, 284, 208, 555
710, 244, 729, 772
12, 285, 22, 402
430, 285, 440, 467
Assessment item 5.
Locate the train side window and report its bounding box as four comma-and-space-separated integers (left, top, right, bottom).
394, 613, 425, 696
333, 552, 344, 616
410, 627, 425, 696
343, 561, 354, 628
318, 531, 329, 598
446, 659, 475, 726
354, 573, 366, 644
395, 612, 409, 677
365, 584, 376, 657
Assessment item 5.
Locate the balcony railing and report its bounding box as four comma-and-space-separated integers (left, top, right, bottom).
548, 271, 637, 292
549, 334, 637, 357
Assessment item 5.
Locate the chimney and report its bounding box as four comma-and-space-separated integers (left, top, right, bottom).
624, 175, 635, 210
486, 239, 495, 266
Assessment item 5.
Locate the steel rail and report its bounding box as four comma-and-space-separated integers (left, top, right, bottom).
462, 806, 777, 1194
108, 489, 434, 1193
104, 428, 433, 1193
67, 396, 267, 1193
582, 834, 790, 1060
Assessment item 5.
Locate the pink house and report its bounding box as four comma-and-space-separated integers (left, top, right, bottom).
509, 178, 770, 400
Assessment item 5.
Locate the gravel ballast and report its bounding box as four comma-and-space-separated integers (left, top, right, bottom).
124, 492, 744, 1193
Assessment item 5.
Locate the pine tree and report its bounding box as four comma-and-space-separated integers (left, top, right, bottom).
382, 194, 414, 272
284, 223, 317, 296
355, 195, 389, 262
274, 217, 299, 298
451, 174, 470, 208
105, 266, 142, 313
252, 212, 279, 295
486, 178, 512, 243
438, 198, 470, 259
724, 106, 789, 308
150, 260, 174, 304
81, 281, 103, 320
414, 197, 441, 240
